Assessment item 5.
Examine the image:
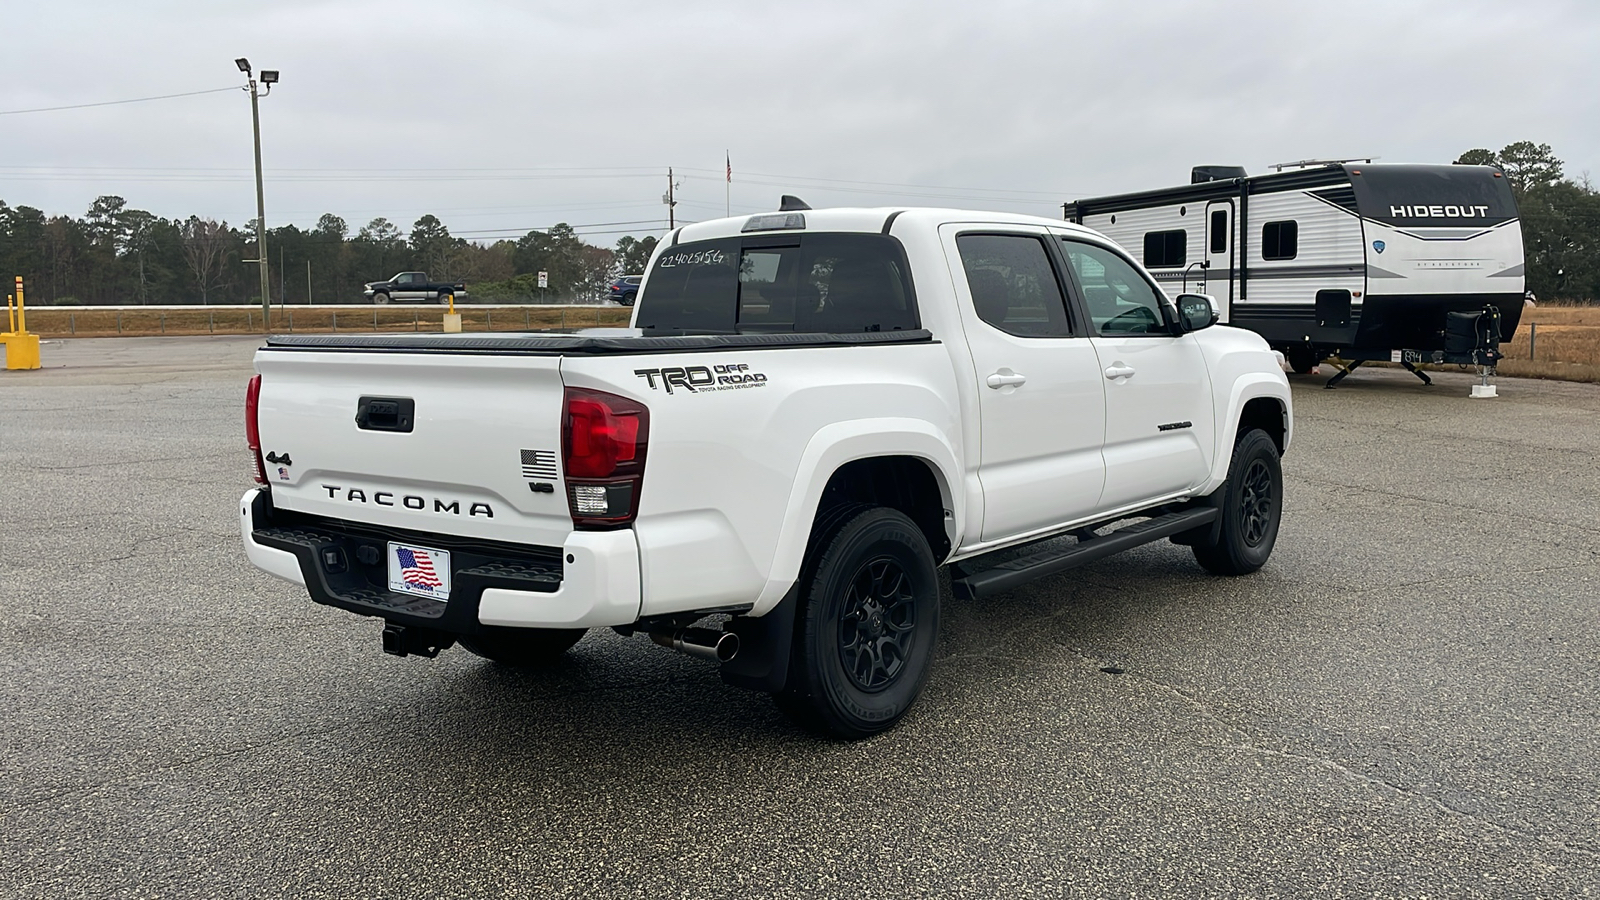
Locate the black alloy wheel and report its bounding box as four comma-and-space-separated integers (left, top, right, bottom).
1193, 428, 1282, 575
779, 506, 940, 738
1239, 458, 1274, 547
837, 556, 918, 692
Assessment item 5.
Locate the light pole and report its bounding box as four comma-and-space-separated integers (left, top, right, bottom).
237, 58, 278, 330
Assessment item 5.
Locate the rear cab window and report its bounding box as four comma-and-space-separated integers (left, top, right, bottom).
955, 233, 1075, 337
636, 234, 918, 334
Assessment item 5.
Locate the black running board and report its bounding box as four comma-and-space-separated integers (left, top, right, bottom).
950, 508, 1219, 600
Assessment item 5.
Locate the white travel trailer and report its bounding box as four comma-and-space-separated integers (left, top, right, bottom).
1063, 162, 1524, 383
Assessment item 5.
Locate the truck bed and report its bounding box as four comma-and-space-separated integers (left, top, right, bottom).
263, 329, 936, 356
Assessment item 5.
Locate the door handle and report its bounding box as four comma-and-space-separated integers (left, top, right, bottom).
986, 370, 1027, 389
1103, 364, 1136, 380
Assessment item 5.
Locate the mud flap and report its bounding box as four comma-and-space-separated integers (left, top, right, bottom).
719, 586, 798, 694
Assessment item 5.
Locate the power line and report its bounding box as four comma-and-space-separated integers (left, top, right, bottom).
0, 170, 666, 184
449, 218, 667, 233
0, 161, 1074, 195
0, 86, 239, 116
675, 165, 1079, 199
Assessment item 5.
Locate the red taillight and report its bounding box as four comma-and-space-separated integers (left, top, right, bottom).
245, 374, 267, 486
562, 387, 648, 528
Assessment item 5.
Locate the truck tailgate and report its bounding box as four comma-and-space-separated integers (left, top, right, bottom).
254, 349, 572, 548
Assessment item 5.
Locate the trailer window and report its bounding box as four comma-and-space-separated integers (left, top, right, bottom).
1142, 230, 1186, 268
955, 233, 1074, 337
1261, 221, 1298, 260
1209, 211, 1228, 253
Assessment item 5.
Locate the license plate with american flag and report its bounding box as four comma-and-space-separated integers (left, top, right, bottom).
387, 542, 452, 601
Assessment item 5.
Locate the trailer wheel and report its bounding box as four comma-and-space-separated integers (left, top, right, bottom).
777, 507, 940, 739
459, 626, 587, 667
1193, 428, 1282, 576
1286, 346, 1317, 375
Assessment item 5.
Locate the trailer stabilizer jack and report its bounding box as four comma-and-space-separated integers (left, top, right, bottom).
1325, 359, 1362, 389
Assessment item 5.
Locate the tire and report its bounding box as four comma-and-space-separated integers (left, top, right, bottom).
438, 292, 453, 306
459, 626, 587, 667
1192, 428, 1282, 576
1285, 346, 1317, 375
372, 292, 390, 305
778, 507, 940, 739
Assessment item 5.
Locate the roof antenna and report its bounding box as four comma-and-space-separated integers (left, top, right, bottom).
779, 195, 812, 211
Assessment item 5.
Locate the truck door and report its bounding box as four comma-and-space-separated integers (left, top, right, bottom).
941, 225, 1107, 542
1204, 200, 1235, 323
1057, 236, 1215, 509
395, 273, 422, 301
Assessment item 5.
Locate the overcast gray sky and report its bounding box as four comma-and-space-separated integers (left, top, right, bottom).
4, 0, 1597, 244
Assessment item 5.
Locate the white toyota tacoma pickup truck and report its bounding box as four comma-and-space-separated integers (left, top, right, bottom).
240, 205, 1292, 737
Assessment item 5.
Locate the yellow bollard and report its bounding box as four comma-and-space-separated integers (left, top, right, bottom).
3, 275, 42, 370
442, 292, 462, 333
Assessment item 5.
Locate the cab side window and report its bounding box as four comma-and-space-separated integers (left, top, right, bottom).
955, 233, 1073, 337
1060, 240, 1171, 336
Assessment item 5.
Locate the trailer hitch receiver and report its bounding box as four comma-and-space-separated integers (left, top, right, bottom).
381, 623, 454, 659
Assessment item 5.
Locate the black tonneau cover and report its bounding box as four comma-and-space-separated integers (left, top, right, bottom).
262, 329, 934, 356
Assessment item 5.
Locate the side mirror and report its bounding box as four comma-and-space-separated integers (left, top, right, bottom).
1175, 293, 1219, 333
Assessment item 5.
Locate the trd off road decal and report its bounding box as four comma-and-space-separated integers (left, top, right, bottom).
634, 363, 768, 394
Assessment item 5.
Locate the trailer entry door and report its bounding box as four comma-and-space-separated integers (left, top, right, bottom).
1204, 200, 1235, 321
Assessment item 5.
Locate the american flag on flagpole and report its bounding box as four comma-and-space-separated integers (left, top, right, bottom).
726, 152, 731, 183
395, 547, 443, 588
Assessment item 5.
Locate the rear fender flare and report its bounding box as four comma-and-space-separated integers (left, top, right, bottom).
748, 419, 961, 616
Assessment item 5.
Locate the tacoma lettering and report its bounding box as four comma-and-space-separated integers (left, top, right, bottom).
315, 484, 490, 517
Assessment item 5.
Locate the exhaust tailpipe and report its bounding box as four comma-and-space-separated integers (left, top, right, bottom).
650, 627, 739, 663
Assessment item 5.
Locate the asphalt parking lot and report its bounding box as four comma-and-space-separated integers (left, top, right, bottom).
2, 336, 1597, 898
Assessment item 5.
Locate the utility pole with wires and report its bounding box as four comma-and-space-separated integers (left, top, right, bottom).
663, 167, 680, 229
236, 57, 278, 330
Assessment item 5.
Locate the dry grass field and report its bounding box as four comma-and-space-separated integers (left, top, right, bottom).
1497, 304, 1600, 382
12, 305, 631, 338
11, 302, 1600, 381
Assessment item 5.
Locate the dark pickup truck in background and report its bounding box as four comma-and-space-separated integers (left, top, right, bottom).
364, 272, 466, 304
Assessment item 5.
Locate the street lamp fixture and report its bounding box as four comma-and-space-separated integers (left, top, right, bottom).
237, 57, 276, 329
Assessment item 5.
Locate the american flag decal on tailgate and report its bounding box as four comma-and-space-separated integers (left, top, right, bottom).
520, 449, 558, 479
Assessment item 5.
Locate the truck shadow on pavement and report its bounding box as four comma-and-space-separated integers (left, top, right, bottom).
356, 541, 1271, 775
